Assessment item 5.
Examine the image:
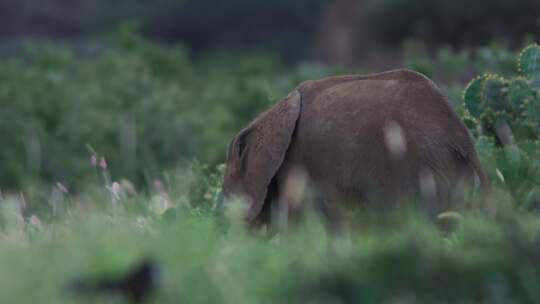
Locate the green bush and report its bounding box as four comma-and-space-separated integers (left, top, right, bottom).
474, 137, 540, 210
0, 31, 342, 190
459, 44, 540, 210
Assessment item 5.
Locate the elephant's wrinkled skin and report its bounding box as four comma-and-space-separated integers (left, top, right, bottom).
222, 69, 489, 228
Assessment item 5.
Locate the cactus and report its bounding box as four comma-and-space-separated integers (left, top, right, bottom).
481, 74, 508, 112
463, 43, 540, 144
507, 77, 533, 110
463, 76, 485, 118
518, 44, 540, 82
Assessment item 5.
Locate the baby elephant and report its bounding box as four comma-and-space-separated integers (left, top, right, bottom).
222, 69, 489, 229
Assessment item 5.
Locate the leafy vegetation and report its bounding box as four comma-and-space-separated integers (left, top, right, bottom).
2, 33, 540, 303
0, 28, 344, 191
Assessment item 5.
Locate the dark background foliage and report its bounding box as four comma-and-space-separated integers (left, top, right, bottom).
363, 0, 540, 47
0, 0, 328, 62
1, 0, 539, 62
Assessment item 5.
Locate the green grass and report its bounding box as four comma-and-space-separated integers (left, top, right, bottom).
2, 177, 540, 304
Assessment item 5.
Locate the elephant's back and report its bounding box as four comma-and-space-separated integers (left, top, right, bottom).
297, 69, 448, 115
287, 69, 474, 204
296, 69, 435, 102
295, 69, 466, 143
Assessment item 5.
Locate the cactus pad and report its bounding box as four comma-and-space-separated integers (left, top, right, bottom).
481, 75, 508, 112
463, 76, 485, 118
507, 77, 533, 110
518, 44, 540, 80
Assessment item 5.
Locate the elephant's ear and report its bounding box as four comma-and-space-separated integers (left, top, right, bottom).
231, 90, 301, 223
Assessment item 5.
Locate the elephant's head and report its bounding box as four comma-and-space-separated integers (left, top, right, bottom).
221, 90, 301, 224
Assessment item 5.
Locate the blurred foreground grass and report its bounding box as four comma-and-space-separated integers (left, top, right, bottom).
2, 187, 540, 303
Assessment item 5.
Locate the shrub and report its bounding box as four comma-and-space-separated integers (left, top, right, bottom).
0, 31, 340, 190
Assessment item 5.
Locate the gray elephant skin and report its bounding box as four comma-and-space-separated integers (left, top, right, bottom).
221, 69, 489, 228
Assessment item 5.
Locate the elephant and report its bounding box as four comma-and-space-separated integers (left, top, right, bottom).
221, 69, 489, 229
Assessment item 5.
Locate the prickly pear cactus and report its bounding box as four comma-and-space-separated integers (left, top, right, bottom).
507, 77, 532, 109
463, 76, 485, 119
518, 44, 540, 85
482, 75, 508, 112
462, 44, 540, 144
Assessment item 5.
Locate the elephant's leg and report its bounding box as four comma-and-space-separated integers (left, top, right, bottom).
311, 188, 349, 234
447, 156, 478, 208
252, 175, 292, 235
421, 147, 479, 217
418, 166, 451, 218
267, 163, 310, 232
270, 195, 289, 232
253, 178, 278, 234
